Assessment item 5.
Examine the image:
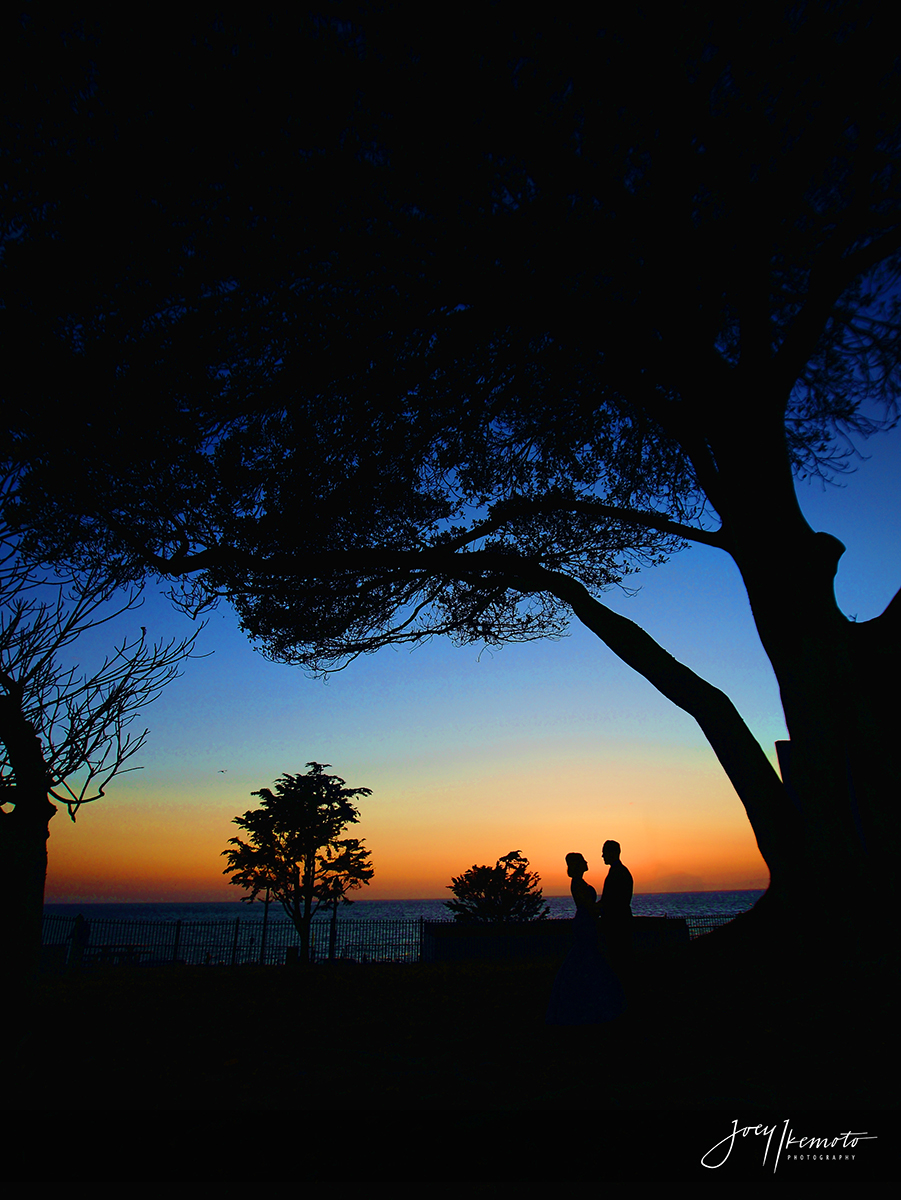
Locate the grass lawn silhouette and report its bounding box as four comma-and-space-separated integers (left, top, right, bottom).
15, 934, 893, 1113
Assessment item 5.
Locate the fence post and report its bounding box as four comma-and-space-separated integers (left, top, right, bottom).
231, 917, 240, 966
172, 919, 182, 965
70, 914, 90, 970
259, 887, 270, 967
328, 900, 338, 961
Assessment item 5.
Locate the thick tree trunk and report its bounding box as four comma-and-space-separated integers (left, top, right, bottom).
537, 537, 896, 966
0, 797, 56, 981
0, 697, 56, 983
731, 538, 899, 958
711, 415, 900, 960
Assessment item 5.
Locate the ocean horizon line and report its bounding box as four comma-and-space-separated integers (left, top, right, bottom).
44, 887, 765, 905
44, 888, 765, 920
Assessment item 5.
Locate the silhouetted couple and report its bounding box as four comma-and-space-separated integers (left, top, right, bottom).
545, 841, 633, 1025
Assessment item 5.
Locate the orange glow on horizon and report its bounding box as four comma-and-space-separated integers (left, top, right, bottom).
43, 742, 770, 904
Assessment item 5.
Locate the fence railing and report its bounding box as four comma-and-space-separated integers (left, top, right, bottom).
684, 913, 747, 939
41, 912, 430, 967
41, 910, 744, 969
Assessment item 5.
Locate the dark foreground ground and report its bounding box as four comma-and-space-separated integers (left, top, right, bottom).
12, 933, 896, 1114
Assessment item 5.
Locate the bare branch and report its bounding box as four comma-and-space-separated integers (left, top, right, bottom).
0, 548, 205, 818
772, 231, 901, 405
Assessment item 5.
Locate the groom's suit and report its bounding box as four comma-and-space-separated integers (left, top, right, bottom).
600, 860, 634, 965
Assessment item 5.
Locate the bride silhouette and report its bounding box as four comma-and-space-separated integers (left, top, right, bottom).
545, 852, 625, 1024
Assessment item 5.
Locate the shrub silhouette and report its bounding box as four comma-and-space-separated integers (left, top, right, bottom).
445, 851, 550, 923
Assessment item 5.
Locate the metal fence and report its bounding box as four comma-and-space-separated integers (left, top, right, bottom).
684, 913, 747, 939
41, 912, 431, 967
41, 910, 743, 969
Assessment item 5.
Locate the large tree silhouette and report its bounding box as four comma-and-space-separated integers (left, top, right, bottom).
3, 7, 901, 963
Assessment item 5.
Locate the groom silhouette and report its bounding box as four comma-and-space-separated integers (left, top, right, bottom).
598, 840, 633, 968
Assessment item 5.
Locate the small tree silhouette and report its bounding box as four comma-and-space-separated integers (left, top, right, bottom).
222, 763, 374, 962
445, 850, 550, 923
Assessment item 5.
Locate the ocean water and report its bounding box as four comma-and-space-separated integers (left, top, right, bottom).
44, 889, 764, 925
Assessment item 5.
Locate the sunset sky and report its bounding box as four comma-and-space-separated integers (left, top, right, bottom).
43, 418, 900, 904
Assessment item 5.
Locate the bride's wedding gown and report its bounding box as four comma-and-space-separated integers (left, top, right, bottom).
545, 883, 625, 1024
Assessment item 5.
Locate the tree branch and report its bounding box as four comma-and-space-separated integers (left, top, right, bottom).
522, 564, 799, 878
441, 495, 727, 552
772, 225, 901, 403
1, 556, 204, 818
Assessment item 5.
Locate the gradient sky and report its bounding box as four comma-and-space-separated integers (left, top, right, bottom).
42, 417, 901, 903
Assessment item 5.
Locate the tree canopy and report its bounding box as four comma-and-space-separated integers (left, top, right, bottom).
5, 8, 899, 637
3, 5, 901, 955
